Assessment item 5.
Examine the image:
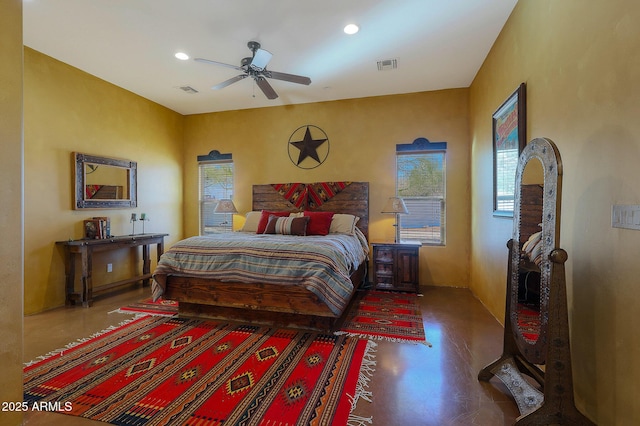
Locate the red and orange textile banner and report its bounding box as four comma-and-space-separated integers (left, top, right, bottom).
271, 181, 351, 209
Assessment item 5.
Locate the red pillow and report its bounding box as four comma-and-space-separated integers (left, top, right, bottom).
303, 211, 334, 236
256, 210, 290, 234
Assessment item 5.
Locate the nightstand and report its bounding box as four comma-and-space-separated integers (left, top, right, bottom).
371, 242, 421, 292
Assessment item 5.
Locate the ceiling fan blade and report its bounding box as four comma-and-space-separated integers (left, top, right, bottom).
265, 70, 311, 85
255, 77, 278, 99
194, 57, 244, 72
212, 74, 248, 90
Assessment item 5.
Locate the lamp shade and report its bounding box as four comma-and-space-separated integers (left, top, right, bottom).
381, 197, 409, 214
213, 199, 238, 214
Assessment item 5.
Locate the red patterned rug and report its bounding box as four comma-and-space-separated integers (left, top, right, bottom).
337, 291, 430, 346
113, 297, 178, 316
24, 315, 375, 425
517, 304, 541, 343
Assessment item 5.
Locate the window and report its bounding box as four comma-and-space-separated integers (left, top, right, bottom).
494, 146, 519, 212
396, 138, 446, 245
198, 151, 233, 235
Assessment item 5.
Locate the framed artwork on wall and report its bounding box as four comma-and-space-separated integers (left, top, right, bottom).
493, 83, 526, 217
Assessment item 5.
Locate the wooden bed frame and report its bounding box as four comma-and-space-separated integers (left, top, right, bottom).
163, 182, 369, 330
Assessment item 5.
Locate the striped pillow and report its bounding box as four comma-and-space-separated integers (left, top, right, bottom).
264, 215, 310, 236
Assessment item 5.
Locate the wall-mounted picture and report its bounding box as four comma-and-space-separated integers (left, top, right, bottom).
493, 83, 526, 217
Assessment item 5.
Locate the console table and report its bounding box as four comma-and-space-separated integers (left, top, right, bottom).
57, 233, 168, 307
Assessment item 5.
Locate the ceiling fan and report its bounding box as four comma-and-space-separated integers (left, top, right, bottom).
195, 41, 312, 100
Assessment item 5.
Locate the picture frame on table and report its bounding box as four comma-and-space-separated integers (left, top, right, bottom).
83, 219, 101, 239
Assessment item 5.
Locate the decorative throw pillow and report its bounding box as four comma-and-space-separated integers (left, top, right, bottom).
329, 214, 360, 234
256, 210, 290, 234
263, 215, 310, 236
303, 211, 334, 236
240, 211, 262, 233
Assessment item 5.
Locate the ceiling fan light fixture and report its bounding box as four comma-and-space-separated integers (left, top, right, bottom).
344, 24, 359, 35
250, 48, 273, 71
174, 52, 189, 60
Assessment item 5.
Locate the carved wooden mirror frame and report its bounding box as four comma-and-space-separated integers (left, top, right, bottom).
479, 138, 593, 425
73, 152, 137, 209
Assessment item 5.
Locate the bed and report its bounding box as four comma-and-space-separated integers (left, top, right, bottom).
152, 182, 369, 330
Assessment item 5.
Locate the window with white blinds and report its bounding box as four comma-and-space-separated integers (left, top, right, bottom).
396, 138, 446, 245
494, 147, 519, 212
199, 160, 234, 235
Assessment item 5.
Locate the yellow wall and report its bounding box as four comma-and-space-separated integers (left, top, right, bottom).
183, 90, 471, 287
469, 0, 640, 423
23, 48, 185, 314
0, 1, 24, 424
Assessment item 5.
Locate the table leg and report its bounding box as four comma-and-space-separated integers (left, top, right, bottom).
64, 246, 76, 306
81, 247, 93, 307
142, 243, 151, 285
157, 240, 164, 260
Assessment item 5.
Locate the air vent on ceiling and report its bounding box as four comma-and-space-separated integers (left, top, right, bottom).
377, 58, 398, 71
178, 85, 199, 94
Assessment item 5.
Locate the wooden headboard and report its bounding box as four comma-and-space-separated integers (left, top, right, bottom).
252, 182, 369, 239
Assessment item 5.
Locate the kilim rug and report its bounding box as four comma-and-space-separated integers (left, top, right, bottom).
111, 297, 178, 316
24, 315, 376, 426
517, 303, 541, 343
336, 291, 430, 346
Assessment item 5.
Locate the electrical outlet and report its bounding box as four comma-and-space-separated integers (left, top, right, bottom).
107, 263, 113, 273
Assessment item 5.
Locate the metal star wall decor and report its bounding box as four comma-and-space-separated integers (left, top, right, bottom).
287, 125, 330, 169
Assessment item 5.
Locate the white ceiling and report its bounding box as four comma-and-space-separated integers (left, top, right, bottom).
23, 0, 517, 116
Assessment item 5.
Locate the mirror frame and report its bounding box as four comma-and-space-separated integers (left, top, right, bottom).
510, 138, 562, 364
480, 138, 594, 423
73, 152, 137, 209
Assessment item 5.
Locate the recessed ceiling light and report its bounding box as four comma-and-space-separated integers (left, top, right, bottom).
344, 24, 359, 35
175, 52, 189, 61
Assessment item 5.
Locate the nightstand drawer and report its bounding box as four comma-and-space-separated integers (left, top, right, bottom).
374, 280, 395, 291
374, 248, 394, 263
375, 263, 394, 277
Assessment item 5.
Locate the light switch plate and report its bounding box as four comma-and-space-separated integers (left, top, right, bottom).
612, 205, 640, 230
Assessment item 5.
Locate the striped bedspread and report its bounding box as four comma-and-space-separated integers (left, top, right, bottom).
152, 229, 369, 316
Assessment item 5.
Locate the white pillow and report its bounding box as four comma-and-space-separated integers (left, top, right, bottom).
329, 214, 359, 235
240, 211, 262, 232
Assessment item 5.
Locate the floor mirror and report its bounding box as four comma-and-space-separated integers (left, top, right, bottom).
479, 138, 594, 425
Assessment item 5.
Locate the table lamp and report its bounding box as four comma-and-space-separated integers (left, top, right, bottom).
214, 199, 238, 230
381, 196, 409, 243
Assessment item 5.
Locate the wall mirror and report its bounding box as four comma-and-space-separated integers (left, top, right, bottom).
479, 138, 594, 424
74, 152, 137, 209
513, 156, 546, 362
